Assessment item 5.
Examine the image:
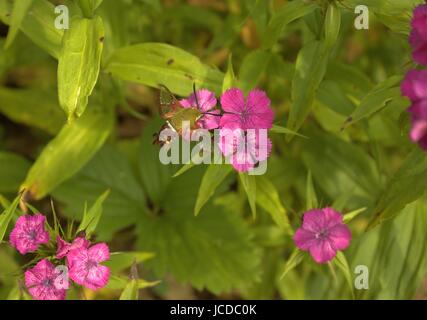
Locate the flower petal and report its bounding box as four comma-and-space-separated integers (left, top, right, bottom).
220, 88, 245, 113
294, 228, 317, 251
198, 109, 221, 129
301, 209, 325, 233
328, 224, 352, 250
244, 89, 274, 129
84, 265, 110, 290
309, 240, 337, 264
88, 243, 110, 263
322, 207, 344, 229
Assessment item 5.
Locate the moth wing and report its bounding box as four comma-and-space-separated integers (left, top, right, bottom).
159, 85, 181, 119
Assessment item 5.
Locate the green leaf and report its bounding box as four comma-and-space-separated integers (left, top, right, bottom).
119, 280, 139, 300
352, 199, 427, 299
333, 252, 355, 299
270, 124, 307, 138
369, 149, 427, 228
137, 166, 260, 294
0, 152, 30, 193
344, 75, 403, 127
280, 249, 305, 280
0, 87, 65, 134
324, 3, 341, 49
107, 275, 159, 290
239, 49, 271, 93
0, 0, 64, 58
77, 189, 110, 237
343, 207, 366, 223
239, 173, 256, 218
302, 133, 381, 199
173, 163, 196, 178
287, 41, 329, 138
0, 194, 21, 242
76, 0, 103, 18
139, 118, 175, 204
53, 145, 146, 241
263, 1, 318, 49
21, 104, 113, 200
256, 175, 292, 233
222, 54, 238, 93
306, 171, 318, 210
105, 252, 155, 273
4, 0, 33, 49
106, 43, 224, 96
194, 165, 233, 216
58, 16, 104, 120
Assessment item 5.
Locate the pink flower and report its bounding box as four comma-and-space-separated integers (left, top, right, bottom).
24, 259, 67, 300
56, 235, 90, 259
410, 117, 427, 150
219, 88, 274, 130
410, 4, 427, 65
180, 89, 221, 129
218, 128, 272, 172
401, 70, 427, 102
9, 214, 49, 255
294, 208, 352, 264
67, 243, 110, 290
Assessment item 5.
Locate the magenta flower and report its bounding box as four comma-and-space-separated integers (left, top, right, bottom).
401, 70, 427, 102
219, 88, 274, 130
67, 243, 110, 290
180, 89, 221, 129
56, 235, 90, 259
294, 208, 352, 264
24, 259, 67, 300
9, 214, 49, 255
410, 117, 427, 149
218, 128, 272, 172
410, 4, 427, 65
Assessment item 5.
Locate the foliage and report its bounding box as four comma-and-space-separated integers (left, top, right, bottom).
0, 0, 426, 300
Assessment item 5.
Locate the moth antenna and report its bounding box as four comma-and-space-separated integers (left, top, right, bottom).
193, 83, 200, 109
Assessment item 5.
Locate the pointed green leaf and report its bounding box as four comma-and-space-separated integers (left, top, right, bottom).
263, 1, 318, 49
344, 75, 404, 127
256, 176, 292, 233
21, 104, 113, 200
280, 249, 305, 280
324, 3, 341, 49
0, 87, 65, 135
239, 173, 256, 218
0, 194, 21, 242
4, 0, 34, 49
369, 149, 427, 228
333, 251, 355, 299
343, 207, 366, 223
107, 275, 159, 290
306, 171, 318, 210
119, 279, 138, 300
76, 0, 103, 18
239, 49, 271, 93
173, 163, 196, 178
105, 252, 155, 273
0, 0, 64, 58
194, 165, 233, 216
106, 43, 224, 96
222, 54, 238, 93
287, 41, 329, 138
270, 124, 307, 138
58, 16, 104, 119
77, 189, 110, 237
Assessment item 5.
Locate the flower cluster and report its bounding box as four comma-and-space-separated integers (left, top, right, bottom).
402, 4, 427, 149
9, 213, 110, 300
180, 88, 274, 172
294, 208, 352, 264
